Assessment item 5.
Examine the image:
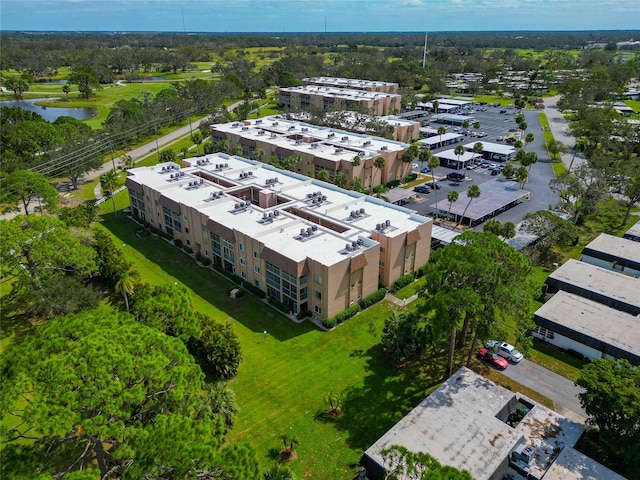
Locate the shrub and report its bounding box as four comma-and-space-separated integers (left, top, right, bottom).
335, 303, 361, 324
268, 297, 290, 313
322, 317, 337, 329
148, 225, 158, 235
173, 238, 183, 248
296, 310, 312, 320
404, 173, 417, 183
565, 349, 589, 362
391, 273, 414, 292
359, 288, 387, 309
243, 282, 266, 298
373, 184, 388, 194
183, 246, 193, 254
415, 263, 429, 278
386, 179, 401, 188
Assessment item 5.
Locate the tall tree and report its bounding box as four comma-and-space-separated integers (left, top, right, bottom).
99, 169, 121, 215
550, 163, 608, 224
189, 313, 242, 380
68, 65, 101, 99
428, 152, 441, 217
0, 215, 98, 291
0, 170, 59, 215
374, 156, 386, 185
0, 311, 260, 479
447, 190, 459, 222
576, 359, 640, 474
457, 184, 481, 227
454, 144, 465, 169
437, 126, 446, 149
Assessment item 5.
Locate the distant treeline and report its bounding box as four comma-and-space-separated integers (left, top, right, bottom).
2, 30, 639, 74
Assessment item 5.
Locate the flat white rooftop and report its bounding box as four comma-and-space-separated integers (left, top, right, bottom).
212, 116, 408, 164
280, 84, 400, 102
463, 141, 516, 155
547, 259, 640, 312
431, 113, 476, 123
363, 367, 584, 480
434, 149, 479, 162
303, 76, 397, 89
419, 133, 464, 146
583, 233, 640, 265
127, 153, 430, 268
436, 97, 472, 106
535, 291, 640, 361
624, 219, 640, 240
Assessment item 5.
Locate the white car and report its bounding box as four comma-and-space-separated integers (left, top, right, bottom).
485, 341, 523, 363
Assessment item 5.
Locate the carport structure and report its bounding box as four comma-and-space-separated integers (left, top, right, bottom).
418, 133, 464, 150
430, 113, 475, 126
463, 141, 515, 162
431, 178, 529, 227
434, 149, 480, 169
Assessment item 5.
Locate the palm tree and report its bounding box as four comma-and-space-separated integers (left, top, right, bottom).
472, 142, 484, 166
515, 166, 529, 189
100, 169, 121, 215
568, 140, 586, 171
437, 126, 446, 149
547, 139, 568, 162
119, 155, 135, 171
115, 268, 140, 313
447, 190, 459, 222
472, 121, 481, 131
525, 151, 538, 172
374, 156, 386, 186
525, 133, 535, 147
454, 144, 465, 170
457, 184, 481, 227
428, 153, 441, 217
462, 119, 470, 130
402, 142, 420, 180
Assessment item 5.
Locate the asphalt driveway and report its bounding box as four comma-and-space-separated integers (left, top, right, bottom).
498, 358, 586, 423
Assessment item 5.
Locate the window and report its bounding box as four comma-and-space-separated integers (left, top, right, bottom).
186, 239, 191, 246
255, 280, 261, 288
254, 265, 260, 274
314, 305, 322, 314
183, 214, 188, 221
314, 274, 322, 284
253, 251, 259, 259
185, 227, 189, 234
239, 243, 244, 251
222, 239, 234, 264
300, 287, 307, 300
300, 275, 307, 285
535, 325, 555, 340
380, 247, 386, 253
241, 271, 246, 279
314, 290, 322, 300
240, 258, 246, 266
379, 261, 385, 267
210, 233, 221, 256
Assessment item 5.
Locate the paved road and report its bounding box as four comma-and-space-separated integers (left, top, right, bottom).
498, 358, 586, 423
543, 95, 584, 171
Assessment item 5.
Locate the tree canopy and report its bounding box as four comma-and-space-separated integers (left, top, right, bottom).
0, 311, 260, 479
575, 358, 640, 473
380, 445, 473, 480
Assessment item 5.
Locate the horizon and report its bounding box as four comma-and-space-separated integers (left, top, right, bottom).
2, 0, 640, 33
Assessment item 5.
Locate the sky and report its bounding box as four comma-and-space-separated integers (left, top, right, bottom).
1, 0, 639, 33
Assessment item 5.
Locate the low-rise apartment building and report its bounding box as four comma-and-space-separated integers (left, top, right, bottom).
303, 76, 399, 94
210, 116, 410, 190
125, 154, 431, 320
279, 85, 401, 116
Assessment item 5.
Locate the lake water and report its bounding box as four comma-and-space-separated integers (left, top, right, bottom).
0, 97, 96, 122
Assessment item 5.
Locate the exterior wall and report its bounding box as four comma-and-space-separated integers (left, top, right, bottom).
373, 222, 431, 287
210, 125, 408, 188
279, 88, 400, 116
581, 254, 640, 277
531, 328, 606, 361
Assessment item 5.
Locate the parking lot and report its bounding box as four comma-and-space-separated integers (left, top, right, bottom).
408, 105, 559, 227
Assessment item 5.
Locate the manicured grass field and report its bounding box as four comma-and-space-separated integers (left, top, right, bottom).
99, 211, 553, 478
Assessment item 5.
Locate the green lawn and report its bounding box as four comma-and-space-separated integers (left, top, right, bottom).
473, 95, 514, 106
97, 212, 553, 478
393, 277, 426, 300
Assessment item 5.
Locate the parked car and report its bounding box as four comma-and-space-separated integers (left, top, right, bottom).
491, 168, 500, 175
413, 185, 431, 194
500, 109, 507, 114
480, 161, 490, 168
412, 163, 419, 170
496, 136, 504, 142
477, 348, 509, 370
447, 172, 466, 182
485, 341, 524, 363
420, 166, 431, 173
427, 182, 441, 190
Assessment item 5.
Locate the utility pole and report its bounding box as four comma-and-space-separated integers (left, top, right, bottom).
422, 32, 428, 68
154, 121, 160, 163
107, 134, 116, 171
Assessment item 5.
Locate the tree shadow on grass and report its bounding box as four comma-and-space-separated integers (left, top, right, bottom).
330, 343, 449, 452
99, 214, 319, 342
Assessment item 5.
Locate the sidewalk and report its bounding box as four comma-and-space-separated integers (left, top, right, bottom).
385, 291, 419, 307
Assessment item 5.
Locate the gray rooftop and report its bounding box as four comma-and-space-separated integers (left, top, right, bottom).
543, 446, 627, 480
582, 233, 640, 265
431, 178, 529, 222
535, 291, 640, 362
547, 259, 640, 314
624, 219, 640, 240
363, 367, 585, 480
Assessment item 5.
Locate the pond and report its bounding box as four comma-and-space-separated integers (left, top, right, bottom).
0, 97, 96, 122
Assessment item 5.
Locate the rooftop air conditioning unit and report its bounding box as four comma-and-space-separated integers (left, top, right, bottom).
381, 146, 388, 151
